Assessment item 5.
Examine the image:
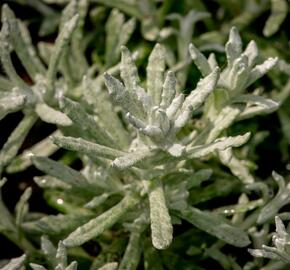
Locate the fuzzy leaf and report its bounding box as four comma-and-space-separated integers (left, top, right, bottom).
34, 175, 70, 189
15, 187, 32, 227
205, 106, 241, 143
189, 43, 212, 76
248, 248, 278, 260
120, 46, 140, 92
46, 14, 79, 99
66, 261, 77, 270
149, 180, 173, 249
180, 207, 250, 247
41, 236, 57, 268
112, 148, 155, 170
147, 43, 165, 105
32, 156, 89, 187
7, 130, 60, 173
182, 67, 219, 113
219, 148, 254, 184
56, 241, 67, 269
104, 73, 145, 119
52, 136, 125, 160
59, 97, 113, 145
246, 57, 278, 87
186, 169, 212, 189
242, 40, 258, 68
84, 194, 109, 209
234, 94, 279, 111
64, 194, 140, 247
0, 18, 30, 89
0, 113, 37, 170
225, 27, 242, 67
118, 231, 142, 270
2, 4, 46, 78
36, 103, 72, 126
22, 213, 93, 236
30, 264, 47, 270
0, 255, 26, 270
263, 0, 287, 37
160, 71, 176, 109
97, 263, 118, 270
187, 133, 250, 158
257, 171, 290, 224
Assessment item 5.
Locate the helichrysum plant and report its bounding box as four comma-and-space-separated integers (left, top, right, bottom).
0, 0, 290, 269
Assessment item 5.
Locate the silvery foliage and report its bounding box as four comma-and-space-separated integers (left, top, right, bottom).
0, 0, 135, 175
0, 0, 284, 269
29, 237, 77, 270
249, 215, 290, 263
49, 28, 275, 253
189, 27, 279, 184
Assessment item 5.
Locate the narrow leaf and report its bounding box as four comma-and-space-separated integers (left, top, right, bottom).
205, 106, 241, 143
225, 27, 242, 67
64, 194, 140, 247
118, 231, 142, 270
22, 213, 93, 236
46, 14, 79, 100
32, 156, 88, 187
36, 103, 72, 126
84, 194, 109, 209
97, 262, 118, 270
0, 255, 26, 270
15, 187, 32, 227
65, 261, 77, 270
233, 94, 279, 111
263, 0, 287, 37
160, 71, 176, 109
52, 136, 125, 160
59, 97, 114, 146
149, 180, 173, 249
180, 207, 250, 247
7, 130, 60, 173
242, 40, 258, 67
105, 9, 124, 66
166, 94, 185, 119
147, 43, 165, 106
112, 148, 154, 170
2, 4, 46, 78
104, 73, 145, 119
186, 169, 212, 189
120, 46, 140, 92
187, 133, 250, 158
0, 113, 37, 170
189, 43, 212, 76
41, 236, 57, 268
0, 21, 29, 90
30, 264, 47, 270
219, 148, 255, 184
248, 248, 278, 260
246, 57, 278, 87
257, 171, 289, 224
56, 241, 67, 269
182, 67, 219, 112
117, 17, 136, 49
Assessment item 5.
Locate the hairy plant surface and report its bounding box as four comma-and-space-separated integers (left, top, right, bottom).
0, 0, 290, 269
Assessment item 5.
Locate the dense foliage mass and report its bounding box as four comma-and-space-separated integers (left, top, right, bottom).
0, 0, 290, 269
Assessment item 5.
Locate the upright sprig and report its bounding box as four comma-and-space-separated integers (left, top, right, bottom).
189, 26, 279, 183
49, 41, 253, 255
249, 216, 290, 263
